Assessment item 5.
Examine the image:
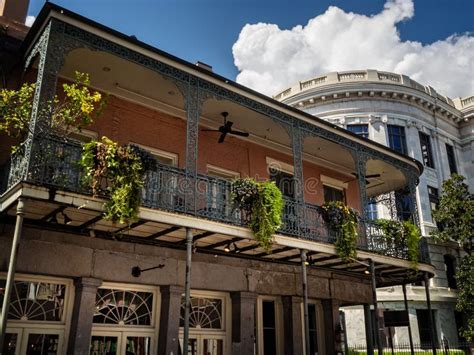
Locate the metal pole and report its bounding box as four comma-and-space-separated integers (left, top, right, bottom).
300, 249, 311, 355
402, 283, 415, 355
364, 304, 374, 355
370, 259, 384, 355
0, 198, 25, 351
424, 272, 437, 355
182, 228, 193, 354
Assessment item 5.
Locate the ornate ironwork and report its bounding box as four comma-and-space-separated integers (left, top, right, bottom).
93, 288, 154, 326
352, 150, 369, 218
4, 136, 426, 263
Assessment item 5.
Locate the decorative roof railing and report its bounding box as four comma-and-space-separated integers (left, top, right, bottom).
273, 69, 473, 113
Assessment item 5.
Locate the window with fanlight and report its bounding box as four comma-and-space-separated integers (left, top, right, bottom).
90, 283, 159, 355
178, 291, 231, 355
0, 274, 74, 355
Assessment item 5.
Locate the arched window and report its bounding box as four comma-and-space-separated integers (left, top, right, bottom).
444, 255, 457, 289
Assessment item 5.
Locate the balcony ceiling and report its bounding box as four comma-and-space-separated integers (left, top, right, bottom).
55, 48, 409, 196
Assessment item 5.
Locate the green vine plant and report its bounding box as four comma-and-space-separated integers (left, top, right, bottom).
231, 178, 284, 252
374, 219, 421, 268
80, 136, 147, 225
0, 71, 105, 152
321, 201, 359, 262
431, 174, 474, 341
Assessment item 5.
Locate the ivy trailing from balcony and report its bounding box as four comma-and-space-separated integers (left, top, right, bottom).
80, 137, 152, 225
374, 219, 421, 268
321, 201, 359, 261
231, 178, 284, 251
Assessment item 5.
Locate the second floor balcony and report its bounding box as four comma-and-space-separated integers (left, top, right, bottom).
1, 135, 430, 267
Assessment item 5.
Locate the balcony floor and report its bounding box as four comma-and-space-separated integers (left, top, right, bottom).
0, 183, 435, 288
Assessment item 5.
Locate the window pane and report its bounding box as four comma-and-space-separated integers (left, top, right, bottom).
2, 333, 17, 355
125, 337, 151, 355
419, 132, 435, 168
90, 336, 118, 355
26, 334, 59, 355
347, 124, 369, 139
416, 309, 438, 347
262, 300, 277, 355
387, 125, 407, 155
269, 168, 294, 198
446, 144, 457, 174
203, 339, 223, 355
94, 289, 154, 326
444, 255, 457, 289
308, 304, 319, 355
323, 185, 344, 203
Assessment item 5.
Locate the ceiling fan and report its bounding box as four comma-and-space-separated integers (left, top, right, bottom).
345, 172, 381, 184
202, 112, 249, 143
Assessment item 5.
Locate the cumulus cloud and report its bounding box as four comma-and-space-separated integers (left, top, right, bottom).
25, 16, 35, 27
232, 0, 474, 98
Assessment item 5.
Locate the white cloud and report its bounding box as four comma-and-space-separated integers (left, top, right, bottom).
25, 15, 35, 27
232, 0, 474, 98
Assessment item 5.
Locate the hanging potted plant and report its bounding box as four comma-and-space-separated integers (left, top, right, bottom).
231, 178, 284, 252
80, 137, 153, 225
374, 218, 421, 268
321, 201, 359, 261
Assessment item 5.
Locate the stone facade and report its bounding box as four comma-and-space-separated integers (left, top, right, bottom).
276, 69, 473, 347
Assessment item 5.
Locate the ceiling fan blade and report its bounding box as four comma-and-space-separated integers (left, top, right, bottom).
202, 129, 221, 132
229, 130, 249, 137
218, 132, 227, 143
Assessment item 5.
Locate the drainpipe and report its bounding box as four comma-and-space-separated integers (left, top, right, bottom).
424, 272, 437, 354
402, 283, 415, 355
301, 249, 310, 355
369, 259, 384, 355
183, 228, 194, 353
0, 198, 25, 350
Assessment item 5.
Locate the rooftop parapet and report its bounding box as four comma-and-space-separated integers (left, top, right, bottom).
273, 69, 473, 115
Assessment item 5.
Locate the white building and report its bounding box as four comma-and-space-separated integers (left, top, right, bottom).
275, 69, 474, 347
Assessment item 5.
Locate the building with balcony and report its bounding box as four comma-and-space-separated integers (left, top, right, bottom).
0, 3, 441, 355
274, 69, 474, 348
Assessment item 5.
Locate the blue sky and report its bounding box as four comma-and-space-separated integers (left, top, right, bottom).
27, 0, 474, 97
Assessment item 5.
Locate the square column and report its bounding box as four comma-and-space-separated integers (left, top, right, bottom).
231, 291, 257, 355
322, 299, 340, 355
158, 285, 184, 355
67, 277, 102, 355
282, 296, 304, 355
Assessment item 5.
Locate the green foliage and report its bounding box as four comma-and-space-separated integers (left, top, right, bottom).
374, 219, 421, 268
456, 254, 474, 341
430, 174, 474, 340
0, 82, 35, 140
431, 174, 474, 255
80, 136, 144, 225
0, 71, 104, 151
231, 178, 284, 251
321, 201, 359, 261
230, 177, 259, 211
52, 71, 105, 133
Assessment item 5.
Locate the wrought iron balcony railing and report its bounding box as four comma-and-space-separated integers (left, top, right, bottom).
1, 136, 430, 264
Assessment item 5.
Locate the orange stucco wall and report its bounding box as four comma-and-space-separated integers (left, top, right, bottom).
0, 81, 361, 211
86, 95, 361, 211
